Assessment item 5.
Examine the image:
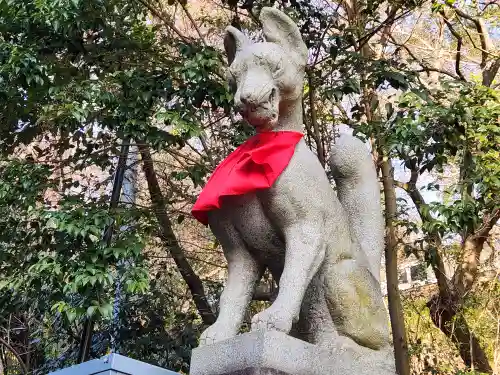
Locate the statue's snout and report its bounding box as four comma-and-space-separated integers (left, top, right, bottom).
238, 86, 276, 110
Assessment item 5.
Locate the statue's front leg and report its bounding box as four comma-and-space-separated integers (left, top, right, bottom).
200, 220, 263, 346
251, 223, 325, 333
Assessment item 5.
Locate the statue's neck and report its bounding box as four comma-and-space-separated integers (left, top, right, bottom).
267, 98, 303, 133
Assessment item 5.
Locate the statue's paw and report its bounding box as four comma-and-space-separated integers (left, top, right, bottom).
199, 324, 236, 347
250, 306, 293, 334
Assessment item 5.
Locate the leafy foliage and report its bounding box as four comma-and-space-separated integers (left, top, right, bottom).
0, 0, 230, 372
388, 83, 499, 241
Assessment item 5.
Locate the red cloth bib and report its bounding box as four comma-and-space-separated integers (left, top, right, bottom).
192, 131, 304, 226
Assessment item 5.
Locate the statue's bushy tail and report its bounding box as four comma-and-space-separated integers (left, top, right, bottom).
329, 134, 384, 283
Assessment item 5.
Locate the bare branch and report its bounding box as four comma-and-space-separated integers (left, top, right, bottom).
472, 208, 500, 241
356, 7, 406, 52
481, 0, 499, 12
453, 8, 494, 67
138, 143, 216, 325
440, 13, 467, 81
177, 0, 207, 46
310, 7, 411, 68
198, 133, 216, 168
388, 34, 461, 80
448, 6, 499, 86
136, 0, 192, 44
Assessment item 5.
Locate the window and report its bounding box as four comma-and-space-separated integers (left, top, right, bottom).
410, 263, 427, 282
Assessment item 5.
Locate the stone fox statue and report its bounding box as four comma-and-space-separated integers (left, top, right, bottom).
197, 7, 391, 353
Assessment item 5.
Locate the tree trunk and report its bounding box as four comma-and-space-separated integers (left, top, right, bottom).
427, 293, 493, 373
138, 143, 216, 325
306, 70, 325, 166
399, 171, 496, 373
428, 237, 494, 373
380, 157, 410, 375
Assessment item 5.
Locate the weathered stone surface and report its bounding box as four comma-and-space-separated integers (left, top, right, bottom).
193, 6, 396, 375
198, 5, 390, 355
192, 331, 396, 375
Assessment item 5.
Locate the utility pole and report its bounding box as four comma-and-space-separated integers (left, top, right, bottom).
110, 143, 138, 353
77, 138, 131, 363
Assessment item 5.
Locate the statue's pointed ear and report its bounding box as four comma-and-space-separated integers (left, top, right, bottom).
224, 26, 248, 65
260, 7, 308, 65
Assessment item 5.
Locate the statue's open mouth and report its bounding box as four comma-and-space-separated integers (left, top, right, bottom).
237, 88, 278, 129
242, 109, 278, 129
241, 103, 278, 129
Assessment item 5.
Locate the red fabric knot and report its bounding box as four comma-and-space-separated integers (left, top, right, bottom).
191, 130, 304, 226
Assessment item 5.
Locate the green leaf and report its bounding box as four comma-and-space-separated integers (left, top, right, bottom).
98, 303, 113, 318
46, 217, 58, 229
87, 305, 97, 317
385, 71, 409, 90
66, 309, 76, 323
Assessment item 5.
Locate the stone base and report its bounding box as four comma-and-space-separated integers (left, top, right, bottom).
190, 331, 396, 375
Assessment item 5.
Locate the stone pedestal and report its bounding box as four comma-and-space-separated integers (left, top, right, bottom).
190, 331, 396, 375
